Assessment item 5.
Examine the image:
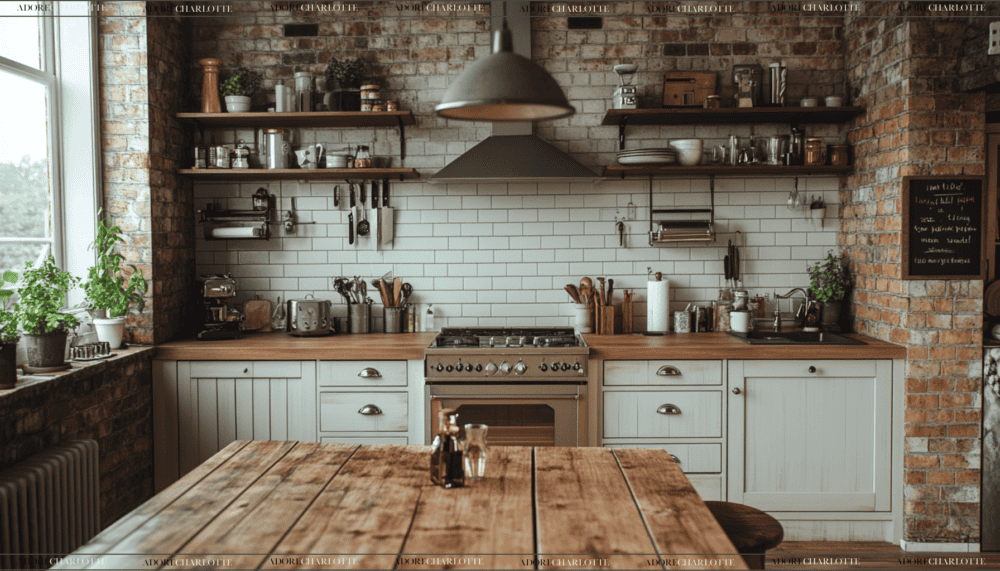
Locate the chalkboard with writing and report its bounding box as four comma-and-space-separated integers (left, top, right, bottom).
902, 176, 985, 280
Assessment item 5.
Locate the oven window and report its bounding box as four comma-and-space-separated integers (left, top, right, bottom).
455, 404, 555, 447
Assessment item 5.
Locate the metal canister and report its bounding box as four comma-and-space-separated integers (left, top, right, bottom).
232, 139, 251, 169
715, 303, 732, 332
193, 146, 207, 168
213, 145, 230, 168
673, 310, 692, 333
263, 128, 290, 169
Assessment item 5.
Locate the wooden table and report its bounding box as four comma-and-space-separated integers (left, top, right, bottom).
59, 442, 748, 570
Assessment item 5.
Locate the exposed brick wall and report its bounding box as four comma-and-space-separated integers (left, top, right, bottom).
100, 2, 195, 343
0, 350, 155, 529
843, 5, 985, 543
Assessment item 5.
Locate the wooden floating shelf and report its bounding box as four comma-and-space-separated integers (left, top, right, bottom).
175, 110, 416, 128
602, 107, 865, 126
178, 168, 420, 182
603, 165, 853, 178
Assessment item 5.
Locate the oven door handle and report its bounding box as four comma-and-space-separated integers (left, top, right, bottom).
430, 395, 581, 401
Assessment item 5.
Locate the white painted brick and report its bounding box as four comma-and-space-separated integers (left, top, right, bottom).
478, 290, 507, 304
523, 276, 553, 290
460, 223, 493, 236
492, 277, 522, 290
524, 250, 555, 263
463, 277, 492, 290
433, 224, 462, 236
436, 250, 464, 264
479, 237, 510, 250
285, 264, 337, 277
448, 209, 478, 223
478, 209, 508, 223
448, 237, 479, 250
477, 263, 507, 277
495, 250, 524, 263
556, 250, 584, 262
522, 222, 555, 235
270, 277, 299, 290
464, 250, 494, 264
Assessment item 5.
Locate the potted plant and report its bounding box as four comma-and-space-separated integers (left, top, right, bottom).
324, 57, 368, 111
82, 212, 147, 349
808, 250, 851, 330
219, 65, 262, 113
0, 270, 19, 389
17, 254, 79, 368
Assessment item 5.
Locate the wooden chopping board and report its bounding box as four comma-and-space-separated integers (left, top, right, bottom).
243, 299, 272, 331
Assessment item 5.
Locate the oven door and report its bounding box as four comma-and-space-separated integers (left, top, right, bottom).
426, 384, 587, 447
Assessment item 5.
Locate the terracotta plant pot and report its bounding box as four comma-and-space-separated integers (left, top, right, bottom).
93, 316, 126, 349
23, 331, 68, 368
225, 95, 251, 113
0, 342, 17, 389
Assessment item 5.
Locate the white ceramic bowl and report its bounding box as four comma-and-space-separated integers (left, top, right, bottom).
801, 98, 819, 107
669, 139, 703, 166
825, 96, 844, 107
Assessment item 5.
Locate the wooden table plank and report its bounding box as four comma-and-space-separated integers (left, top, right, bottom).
613, 448, 750, 571
269, 445, 430, 570
50, 440, 251, 568
166, 442, 358, 569
399, 446, 533, 570
78, 441, 296, 569
533, 447, 659, 570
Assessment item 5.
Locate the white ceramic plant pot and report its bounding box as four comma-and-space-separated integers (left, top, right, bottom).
225, 95, 251, 113
93, 317, 126, 349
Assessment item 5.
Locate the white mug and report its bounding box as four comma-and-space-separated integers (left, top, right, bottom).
294, 144, 324, 170
730, 310, 751, 333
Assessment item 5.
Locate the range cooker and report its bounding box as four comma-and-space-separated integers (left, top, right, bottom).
424, 327, 589, 447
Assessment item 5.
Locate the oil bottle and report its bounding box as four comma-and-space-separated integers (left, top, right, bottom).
430, 408, 464, 488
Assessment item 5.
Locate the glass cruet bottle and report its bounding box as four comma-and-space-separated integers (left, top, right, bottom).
430, 408, 464, 488
270, 297, 286, 331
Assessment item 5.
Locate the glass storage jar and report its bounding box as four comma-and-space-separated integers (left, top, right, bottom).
804, 138, 825, 166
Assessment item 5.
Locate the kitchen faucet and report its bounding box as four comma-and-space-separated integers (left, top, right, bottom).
773, 288, 812, 331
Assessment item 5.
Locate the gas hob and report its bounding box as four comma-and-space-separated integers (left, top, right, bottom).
425, 327, 589, 382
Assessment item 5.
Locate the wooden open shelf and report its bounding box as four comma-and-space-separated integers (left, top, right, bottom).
603, 165, 853, 178
602, 107, 865, 127
178, 168, 420, 182
175, 110, 416, 128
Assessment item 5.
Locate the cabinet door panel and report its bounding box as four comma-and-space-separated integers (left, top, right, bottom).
319, 360, 407, 387
319, 392, 408, 432
603, 391, 722, 438
688, 476, 724, 501
729, 360, 892, 512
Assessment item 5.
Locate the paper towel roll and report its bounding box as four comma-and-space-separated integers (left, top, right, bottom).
211, 226, 261, 239
647, 279, 670, 332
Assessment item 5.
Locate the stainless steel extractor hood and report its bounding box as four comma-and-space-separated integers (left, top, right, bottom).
430, 2, 599, 185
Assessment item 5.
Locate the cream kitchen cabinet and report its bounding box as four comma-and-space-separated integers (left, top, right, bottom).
600, 360, 726, 501
152, 360, 317, 491
727, 359, 893, 513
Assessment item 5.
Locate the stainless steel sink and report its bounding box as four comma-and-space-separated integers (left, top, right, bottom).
727, 331, 866, 345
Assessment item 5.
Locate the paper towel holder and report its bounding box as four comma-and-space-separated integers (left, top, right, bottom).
198, 191, 274, 240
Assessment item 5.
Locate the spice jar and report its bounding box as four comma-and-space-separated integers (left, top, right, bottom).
829, 144, 850, 166
804, 138, 825, 166
354, 145, 371, 168
386, 100, 398, 111
360, 101, 373, 112
372, 101, 386, 112
733, 290, 749, 311
360, 84, 380, 100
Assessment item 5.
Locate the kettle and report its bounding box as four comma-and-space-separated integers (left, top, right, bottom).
286, 294, 334, 336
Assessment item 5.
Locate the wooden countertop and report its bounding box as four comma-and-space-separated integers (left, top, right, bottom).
58, 441, 747, 570
154, 331, 904, 361
582, 332, 906, 360
154, 332, 437, 360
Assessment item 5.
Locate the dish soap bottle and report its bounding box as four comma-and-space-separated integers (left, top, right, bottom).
430, 408, 464, 488
424, 304, 434, 332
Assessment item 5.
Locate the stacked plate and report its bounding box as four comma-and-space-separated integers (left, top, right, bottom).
617, 147, 677, 165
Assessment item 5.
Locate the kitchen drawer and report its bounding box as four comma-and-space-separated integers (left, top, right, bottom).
188, 361, 302, 379
604, 360, 722, 386
604, 443, 722, 473
742, 359, 877, 378
688, 475, 724, 501
319, 361, 407, 387
319, 391, 408, 432
320, 436, 409, 445
604, 391, 722, 438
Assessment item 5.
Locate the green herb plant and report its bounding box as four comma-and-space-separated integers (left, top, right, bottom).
324, 57, 368, 89
808, 250, 851, 303
0, 270, 19, 344
220, 66, 262, 97
17, 254, 80, 335
83, 211, 148, 319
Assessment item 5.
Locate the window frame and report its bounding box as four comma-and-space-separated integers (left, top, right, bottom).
0, 1, 101, 308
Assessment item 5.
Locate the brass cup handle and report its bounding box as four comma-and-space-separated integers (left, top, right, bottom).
358, 367, 382, 378
670, 454, 681, 464
358, 404, 383, 415
656, 404, 682, 415
656, 365, 681, 376
732, 387, 742, 395
243, 368, 249, 374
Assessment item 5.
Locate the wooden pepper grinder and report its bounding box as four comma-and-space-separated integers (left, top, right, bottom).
199, 58, 223, 113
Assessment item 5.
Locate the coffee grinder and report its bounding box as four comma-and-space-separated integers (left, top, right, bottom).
612, 64, 638, 110
197, 274, 245, 340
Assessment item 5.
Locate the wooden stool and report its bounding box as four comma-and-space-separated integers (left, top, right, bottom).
704, 501, 784, 570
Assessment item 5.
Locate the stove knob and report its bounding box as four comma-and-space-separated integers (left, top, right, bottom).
550, 362, 560, 372
435, 363, 444, 372
445, 365, 454, 372
485, 362, 498, 376
573, 362, 582, 371
539, 363, 548, 372
499, 361, 512, 375
456, 359, 463, 370
513, 361, 527, 375
475, 363, 483, 372
466, 363, 474, 372
561, 363, 571, 371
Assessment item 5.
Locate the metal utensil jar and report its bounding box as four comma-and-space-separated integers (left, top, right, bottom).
262, 128, 290, 169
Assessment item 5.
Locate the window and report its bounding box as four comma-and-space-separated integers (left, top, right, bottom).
0, 1, 100, 307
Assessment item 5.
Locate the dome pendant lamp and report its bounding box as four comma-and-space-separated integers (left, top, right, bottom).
434, 19, 575, 122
